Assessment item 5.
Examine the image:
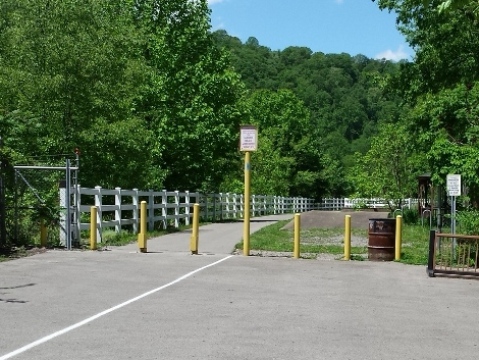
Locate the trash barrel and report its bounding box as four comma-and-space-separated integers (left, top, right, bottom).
368, 218, 396, 261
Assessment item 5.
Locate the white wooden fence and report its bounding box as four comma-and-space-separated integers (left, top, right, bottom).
76, 186, 203, 238
70, 186, 316, 242
318, 198, 419, 211
63, 187, 419, 244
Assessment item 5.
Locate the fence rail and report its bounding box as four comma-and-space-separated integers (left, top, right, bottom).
318, 198, 419, 211
71, 187, 316, 243
427, 231, 479, 277
64, 188, 421, 244
76, 187, 204, 241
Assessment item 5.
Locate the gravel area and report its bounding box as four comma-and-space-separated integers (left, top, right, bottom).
242, 210, 387, 260
281, 210, 388, 230
233, 249, 342, 260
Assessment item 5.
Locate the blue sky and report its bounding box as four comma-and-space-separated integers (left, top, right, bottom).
208, 0, 413, 61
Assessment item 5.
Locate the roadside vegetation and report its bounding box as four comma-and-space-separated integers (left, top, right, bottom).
77, 226, 190, 248
236, 217, 440, 266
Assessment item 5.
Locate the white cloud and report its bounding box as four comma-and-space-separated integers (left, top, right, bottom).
211, 21, 225, 30
374, 45, 409, 61
208, 0, 224, 5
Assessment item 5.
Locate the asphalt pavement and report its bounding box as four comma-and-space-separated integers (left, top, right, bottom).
1, 213, 478, 360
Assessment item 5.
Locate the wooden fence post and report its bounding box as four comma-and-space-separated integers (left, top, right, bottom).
240, 194, 244, 218
94, 186, 102, 242
115, 187, 122, 233
174, 190, 180, 228
185, 191, 190, 226
148, 189, 154, 231
161, 190, 167, 229
233, 193, 238, 218
226, 193, 230, 219
90, 206, 97, 250
132, 188, 139, 234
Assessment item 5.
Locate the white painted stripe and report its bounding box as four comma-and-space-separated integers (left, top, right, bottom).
0, 255, 234, 360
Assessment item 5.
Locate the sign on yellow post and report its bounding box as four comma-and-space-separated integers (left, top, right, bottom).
240, 125, 258, 256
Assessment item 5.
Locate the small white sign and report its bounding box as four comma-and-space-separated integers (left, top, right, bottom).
447, 174, 461, 196
240, 125, 258, 151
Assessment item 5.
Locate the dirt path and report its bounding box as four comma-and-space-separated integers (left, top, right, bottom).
281, 210, 389, 230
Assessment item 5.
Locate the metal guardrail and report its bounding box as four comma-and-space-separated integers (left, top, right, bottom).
427, 230, 479, 277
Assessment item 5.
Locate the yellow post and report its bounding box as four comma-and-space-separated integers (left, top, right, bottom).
190, 203, 200, 254
344, 215, 351, 260
90, 206, 97, 250
138, 200, 147, 253
243, 151, 251, 256
293, 213, 301, 259
40, 219, 48, 247
395, 215, 402, 261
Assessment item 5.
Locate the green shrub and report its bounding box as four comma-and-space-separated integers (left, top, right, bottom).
456, 209, 479, 235
402, 208, 419, 225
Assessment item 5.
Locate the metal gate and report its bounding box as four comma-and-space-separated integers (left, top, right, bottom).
3, 154, 80, 250
427, 230, 479, 277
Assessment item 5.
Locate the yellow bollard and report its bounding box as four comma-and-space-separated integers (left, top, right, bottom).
90, 206, 97, 250
293, 213, 301, 259
40, 219, 48, 248
395, 215, 402, 261
190, 203, 200, 254
138, 201, 147, 253
344, 215, 351, 260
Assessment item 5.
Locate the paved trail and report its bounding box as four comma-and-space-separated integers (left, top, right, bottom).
1, 214, 478, 360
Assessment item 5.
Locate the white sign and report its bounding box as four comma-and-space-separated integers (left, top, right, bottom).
240, 126, 258, 151
447, 174, 461, 196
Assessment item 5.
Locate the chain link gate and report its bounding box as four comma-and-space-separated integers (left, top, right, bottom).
10, 154, 80, 250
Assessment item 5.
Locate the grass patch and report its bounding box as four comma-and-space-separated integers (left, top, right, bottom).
235, 220, 367, 256
400, 224, 433, 265
236, 219, 437, 264
234, 220, 291, 252
80, 225, 191, 248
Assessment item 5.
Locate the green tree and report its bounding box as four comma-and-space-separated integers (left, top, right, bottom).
351, 123, 424, 209
236, 89, 340, 199
136, 0, 245, 192
375, 0, 479, 96
0, 0, 152, 188
240, 89, 306, 195
409, 85, 479, 202
375, 0, 479, 204
212, 30, 403, 196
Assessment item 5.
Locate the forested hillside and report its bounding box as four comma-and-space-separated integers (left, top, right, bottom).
212, 30, 406, 198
